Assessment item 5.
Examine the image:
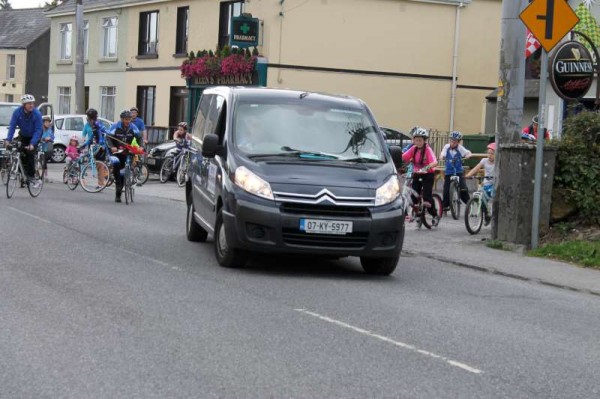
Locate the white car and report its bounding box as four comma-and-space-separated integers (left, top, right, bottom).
0, 102, 21, 141
52, 114, 112, 162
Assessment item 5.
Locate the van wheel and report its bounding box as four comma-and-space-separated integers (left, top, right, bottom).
214, 210, 247, 268
360, 256, 399, 276
187, 201, 208, 242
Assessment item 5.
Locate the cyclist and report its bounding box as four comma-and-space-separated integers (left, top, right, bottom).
522, 115, 550, 141
173, 122, 191, 146
41, 115, 55, 182
440, 131, 472, 211
130, 107, 147, 147
106, 110, 141, 203
3, 94, 43, 186
81, 108, 108, 159
521, 132, 536, 144
466, 142, 496, 224
402, 127, 439, 225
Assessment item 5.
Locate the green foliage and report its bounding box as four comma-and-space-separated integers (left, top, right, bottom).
529, 240, 600, 268
221, 45, 231, 57
208, 50, 215, 57
486, 240, 510, 251
245, 48, 252, 58
188, 51, 196, 60
554, 111, 600, 225
252, 47, 259, 56
0, 0, 12, 10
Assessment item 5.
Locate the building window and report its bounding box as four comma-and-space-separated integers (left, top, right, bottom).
175, 7, 189, 55
83, 20, 89, 60
138, 11, 159, 56
100, 86, 116, 121
219, 1, 244, 49
102, 17, 118, 58
58, 87, 71, 114
136, 86, 156, 126
59, 23, 72, 60
6, 54, 15, 80
5, 94, 14, 103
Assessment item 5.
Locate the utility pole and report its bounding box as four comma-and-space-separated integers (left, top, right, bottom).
492, 0, 528, 239
75, 0, 85, 114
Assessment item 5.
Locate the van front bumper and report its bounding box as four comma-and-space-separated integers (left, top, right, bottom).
221, 195, 405, 258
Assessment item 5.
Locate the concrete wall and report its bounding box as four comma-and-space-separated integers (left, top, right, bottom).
0, 49, 27, 102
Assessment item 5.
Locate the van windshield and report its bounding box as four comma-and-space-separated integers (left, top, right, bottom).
233, 101, 386, 162
0, 104, 19, 126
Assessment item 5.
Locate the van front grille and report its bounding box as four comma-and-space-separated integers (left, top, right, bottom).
282, 228, 369, 249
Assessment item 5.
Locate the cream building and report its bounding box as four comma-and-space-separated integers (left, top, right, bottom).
47, 0, 501, 134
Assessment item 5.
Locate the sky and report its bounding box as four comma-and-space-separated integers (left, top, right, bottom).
11, 0, 48, 9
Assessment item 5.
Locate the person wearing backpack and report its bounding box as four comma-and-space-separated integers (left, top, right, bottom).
439, 131, 472, 211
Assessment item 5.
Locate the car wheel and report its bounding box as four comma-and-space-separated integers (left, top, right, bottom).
187, 201, 208, 242
214, 209, 247, 268
360, 256, 399, 276
51, 145, 66, 163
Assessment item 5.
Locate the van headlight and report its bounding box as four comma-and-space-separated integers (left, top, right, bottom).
234, 166, 274, 200
375, 175, 401, 206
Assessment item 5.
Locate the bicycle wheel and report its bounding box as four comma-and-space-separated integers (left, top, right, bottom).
66, 166, 79, 190
176, 163, 186, 187
465, 197, 483, 235
160, 157, 174, 183
81, 161, 110, 193
137, 164, 149, 186
27, 162, 44, 197
6, 161, 18, 198
124, 168, 132, 205
449, 181, 461, 220
0, 157, 10, 185
433, 194, 443, 219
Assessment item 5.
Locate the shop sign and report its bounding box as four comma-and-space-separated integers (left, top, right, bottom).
230, 16, 259, 48
193, 72, 257, 86
550, 41, 594, 101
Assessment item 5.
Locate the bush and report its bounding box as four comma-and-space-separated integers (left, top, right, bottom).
554, 111, 600, 225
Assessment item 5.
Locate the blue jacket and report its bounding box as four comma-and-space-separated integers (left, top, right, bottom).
7, 107, 43, 146
41, 128, 55, 152
132, 117, 146, 133
107, 121, 140, 154
82, 120, 107, 146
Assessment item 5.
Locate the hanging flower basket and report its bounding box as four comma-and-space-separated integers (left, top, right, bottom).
181, 46, 258, 83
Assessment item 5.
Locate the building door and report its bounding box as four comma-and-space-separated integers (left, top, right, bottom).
170, 86, 189, 135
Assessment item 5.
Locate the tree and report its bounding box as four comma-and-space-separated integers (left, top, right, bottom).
0, 0, 12, 11
42, 0, 63, 9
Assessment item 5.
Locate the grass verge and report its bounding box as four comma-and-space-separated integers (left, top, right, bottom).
529, 240, 600, 269
486, 240, 511, 251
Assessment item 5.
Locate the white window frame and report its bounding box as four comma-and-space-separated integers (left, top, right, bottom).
58, 87, 71, 114
100, 86, 116, 121
102, 17, 118, 58
7, 54, 15, 80
5, 94, 14, 102
59, 23, 72, 60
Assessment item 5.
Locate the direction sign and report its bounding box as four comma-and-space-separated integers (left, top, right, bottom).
520, 0, 580, 52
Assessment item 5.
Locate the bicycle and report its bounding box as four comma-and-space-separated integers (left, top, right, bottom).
400, 164, 443, 230
133, 152, 149, 186
1, 149, 12, 185
62, 157, 82, 191
160, 144, 192, 186
5, 142, 44, 198
115, 144, 145, 205
464, 176, 494, 235
448, 175, 462, 220
79, 144, 110, 193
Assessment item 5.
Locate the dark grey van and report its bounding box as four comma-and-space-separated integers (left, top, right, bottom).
186, 87, 405, 275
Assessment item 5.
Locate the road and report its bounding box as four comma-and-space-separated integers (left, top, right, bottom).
0, 178, 599, 398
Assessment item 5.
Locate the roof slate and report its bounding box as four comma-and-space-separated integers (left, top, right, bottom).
0, 8, 51, 49
45, 0, 167, 16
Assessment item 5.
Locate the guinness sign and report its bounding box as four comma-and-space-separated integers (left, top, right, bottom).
550, 41, 594, 101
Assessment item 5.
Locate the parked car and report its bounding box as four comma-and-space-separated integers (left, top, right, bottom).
51, 114, 112, 162
185, 87, 405, 275
146, 140, 179, 178
381, 127, 412, 148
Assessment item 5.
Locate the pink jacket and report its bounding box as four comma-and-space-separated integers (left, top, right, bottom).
65, 145, 79, 160
402, 144, 437, 173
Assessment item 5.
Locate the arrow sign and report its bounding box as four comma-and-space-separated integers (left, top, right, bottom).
520, 0, 580, 52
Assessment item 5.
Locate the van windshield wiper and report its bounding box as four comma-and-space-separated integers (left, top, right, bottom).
279, 147, 340, 159
343, 157, 386, 164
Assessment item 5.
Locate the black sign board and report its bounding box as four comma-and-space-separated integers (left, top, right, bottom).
550, 41, 594, 101
230, 16, 259, 48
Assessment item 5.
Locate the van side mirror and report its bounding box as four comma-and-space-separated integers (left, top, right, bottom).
202, 134, 219, 158
389, 146, 403, 169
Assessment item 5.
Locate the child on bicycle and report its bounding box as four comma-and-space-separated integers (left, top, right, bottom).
466, 142, 496, 197
63, 136, 80, 184
41, 116, 54, 182
173, 122, 191, 148
440, 131, 472, 211
402, 127, 439, 224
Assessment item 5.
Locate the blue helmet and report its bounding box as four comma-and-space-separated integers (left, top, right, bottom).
449, 131, 463, 141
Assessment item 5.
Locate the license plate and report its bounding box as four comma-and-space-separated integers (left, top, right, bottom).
147, 158, 156, 165
299, 219, 353, 235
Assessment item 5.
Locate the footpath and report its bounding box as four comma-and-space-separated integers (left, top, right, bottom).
45, 164, 600, 295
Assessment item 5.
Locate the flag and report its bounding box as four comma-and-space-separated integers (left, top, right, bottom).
575, 3, 600, 51
525, 30, 541, 58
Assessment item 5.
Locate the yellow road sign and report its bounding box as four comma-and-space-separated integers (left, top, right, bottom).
520, 0, 580, 52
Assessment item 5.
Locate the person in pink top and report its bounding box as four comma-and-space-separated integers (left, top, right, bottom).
402, 127, 440, 224
64, 135, 80, 166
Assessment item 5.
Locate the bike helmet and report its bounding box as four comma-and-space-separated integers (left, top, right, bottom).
130, 107, 139, 113
120, 109, 132, 119
521, 132, 536, 142
20, 94, 35, 104
449, 131, 463, 141
178, 122, 188, 129
532, 115, 539, 124
69, 135, 79, 143
86, 108, 98, 119
487, 142, 497, 151
410, 126, 429, 139
42, 115, 52, 122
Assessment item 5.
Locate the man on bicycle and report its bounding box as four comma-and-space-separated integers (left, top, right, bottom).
440, 131, 472, 212
106, 110, 141, 203
3, 94, 43, 186
130, 107, 147, 147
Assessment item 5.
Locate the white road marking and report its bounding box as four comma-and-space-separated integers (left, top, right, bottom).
295, 308, 483, 375
7, 206, 52, 224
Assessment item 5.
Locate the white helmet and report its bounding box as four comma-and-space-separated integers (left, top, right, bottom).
20, 94, 35, 104
410, 126, 429, 139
